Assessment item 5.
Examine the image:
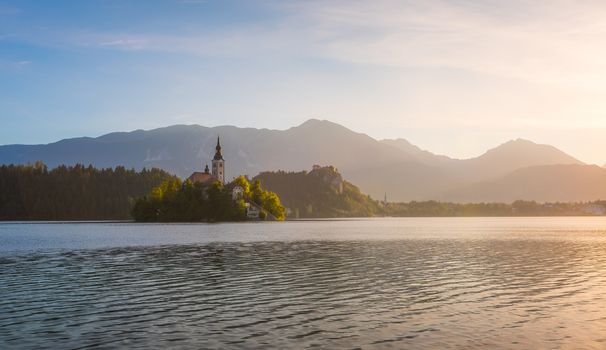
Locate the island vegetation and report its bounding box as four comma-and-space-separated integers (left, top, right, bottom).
131, 175, 285, 222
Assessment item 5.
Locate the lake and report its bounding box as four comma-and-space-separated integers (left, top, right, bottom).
1, 218, 606, 349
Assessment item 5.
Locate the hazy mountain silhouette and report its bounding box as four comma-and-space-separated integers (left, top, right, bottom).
382, 138, 581, 180
380, 139, 455, 166
442, 164, 606, 202
0, 119, 593, 202
455, 139, 583, 181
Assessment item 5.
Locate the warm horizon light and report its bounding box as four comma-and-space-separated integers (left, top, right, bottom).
1, 0, 606, 165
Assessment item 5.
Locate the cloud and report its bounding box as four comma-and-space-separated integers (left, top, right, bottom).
0, 33, 17, 40
270, 0, 606, 88
9, 0, 606, 85
47, 0, 606, 92
79, 29, 287, 57
0, 5, 20, 15
98, 38, 149, 50
0, 60, 31, 71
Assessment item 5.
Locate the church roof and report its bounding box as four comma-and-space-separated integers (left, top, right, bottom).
187, 172, 216, 184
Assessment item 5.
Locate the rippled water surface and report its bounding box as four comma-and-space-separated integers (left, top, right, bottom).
2, 218, 606, 349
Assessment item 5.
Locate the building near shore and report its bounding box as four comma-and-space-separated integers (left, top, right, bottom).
582, 204, 606, 216
187, 136, 225, 185
186, 137, 277, 220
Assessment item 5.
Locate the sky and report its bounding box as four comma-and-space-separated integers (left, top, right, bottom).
1, 0, 606, 165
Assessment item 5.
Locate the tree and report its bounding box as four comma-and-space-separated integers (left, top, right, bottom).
131, 176, 285, 222
0, 162, 175, 220
232, 176, 251, 197
253, 167, 381, 218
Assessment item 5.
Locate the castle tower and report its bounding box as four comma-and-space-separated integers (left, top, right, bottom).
212, 136, 225, 184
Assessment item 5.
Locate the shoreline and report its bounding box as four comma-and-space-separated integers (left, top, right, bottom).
2, 215, 606, 224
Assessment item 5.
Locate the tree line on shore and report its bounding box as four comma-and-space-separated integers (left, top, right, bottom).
383, 200, 606, 217
255, 168, 606, 218
0, 162, 174, 220
0, 162, 604, 221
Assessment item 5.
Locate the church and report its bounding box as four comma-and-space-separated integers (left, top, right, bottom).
185, 136, 276, 220
187, 136, 226, 185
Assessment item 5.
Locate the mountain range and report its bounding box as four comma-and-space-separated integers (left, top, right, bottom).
1, 119, 604, 202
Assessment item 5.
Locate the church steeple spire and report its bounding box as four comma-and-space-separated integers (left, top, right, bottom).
213, 136, 224, 160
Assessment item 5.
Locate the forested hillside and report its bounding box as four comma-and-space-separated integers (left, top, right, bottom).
0, 162, 175, 220
254, 166, 382, 218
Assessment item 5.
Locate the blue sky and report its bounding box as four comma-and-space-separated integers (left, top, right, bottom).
1, 0, 606, 164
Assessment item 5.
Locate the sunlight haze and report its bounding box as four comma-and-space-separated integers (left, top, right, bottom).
1, 0, 605, 164
3, 3, 606, 348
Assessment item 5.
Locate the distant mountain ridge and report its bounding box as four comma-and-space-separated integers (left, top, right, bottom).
1, 119, 601, 202
380, 138, 455, 166
442, 164, 606, 203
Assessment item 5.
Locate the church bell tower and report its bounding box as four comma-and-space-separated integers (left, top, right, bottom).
211, 136, 225, 184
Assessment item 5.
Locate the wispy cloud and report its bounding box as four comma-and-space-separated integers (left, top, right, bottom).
42, 0, 606, 91
98, 38, 149, 50
178, 0, 208, 4
270, 0, 606, 88
9, 1, 606, 102
0, 60, 31, 71
0, 33, 17, 40
0, 5, 20, 15
76, 29, 288, 57
9, 0, 606, 87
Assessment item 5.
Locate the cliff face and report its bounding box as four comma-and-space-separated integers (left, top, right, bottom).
310, 165, 343, 194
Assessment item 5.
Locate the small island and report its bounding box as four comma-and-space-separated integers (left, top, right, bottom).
131, 137, 285, 222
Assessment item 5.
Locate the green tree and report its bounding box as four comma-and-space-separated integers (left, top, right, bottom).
0, 162, 175, 220
232, 175, 251, 197
131, 176, 284, 222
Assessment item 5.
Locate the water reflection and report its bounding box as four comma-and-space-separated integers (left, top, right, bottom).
1, 235, 606, 349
